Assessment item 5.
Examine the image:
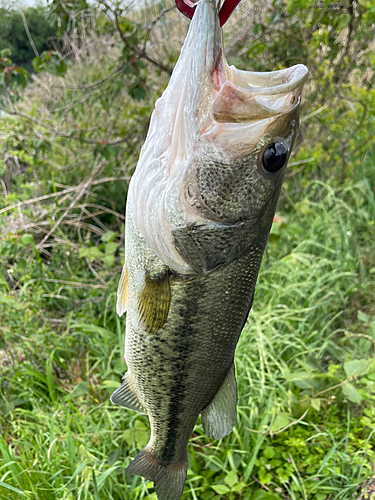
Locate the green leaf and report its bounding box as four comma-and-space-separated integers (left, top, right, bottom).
55, 58, 68, 75
102, 254, 115, 267
105, 242, 118, 255
253, 23, 263, 35
284, 371, 310, 381
130, 85, 146, 101
342, 382, 363, 404
337, 13, 351, 30
311, 399, 321, 411
252, 492, 281, 500
357, 310, 370, 323
259, 471, 273, 484
87, 247, 104, 262
344, 359, 370, 377
211, 485, 230, 494
284, 370, 313, 388
294, 379, 313, 389
18, 258, 27, 269
315, 494, 327, 500
134, 420, 149, 449
101, 230, 117, 242
224, 470, 238, 488
232, 482, 245, 492
270, 413, 289, 432
123, 428, 135, 446
79, 247, 90, 258
32, 56, 44, 72
21, 233, 35, 245
263, 447, 275, 459
201, 491, 215, 500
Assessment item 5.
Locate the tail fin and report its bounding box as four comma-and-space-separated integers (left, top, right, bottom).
126, 447, 188, 500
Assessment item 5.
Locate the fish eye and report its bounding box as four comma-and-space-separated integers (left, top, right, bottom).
262, 142, 289, 174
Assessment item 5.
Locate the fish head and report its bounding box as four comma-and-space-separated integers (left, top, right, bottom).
129, 0, 308, 274
183, 65, 307, 230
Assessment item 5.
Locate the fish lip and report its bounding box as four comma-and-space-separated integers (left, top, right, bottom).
224, 63, 309, 95
212, 64, 308, 124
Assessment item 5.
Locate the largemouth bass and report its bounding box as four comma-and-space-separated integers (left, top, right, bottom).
112, 0, 308, 498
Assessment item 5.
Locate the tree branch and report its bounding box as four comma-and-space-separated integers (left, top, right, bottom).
99, 0, 172, 75
20, 9, 39, 58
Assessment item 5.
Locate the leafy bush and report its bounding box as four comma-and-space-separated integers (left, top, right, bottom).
0, 5, 57, 71
1, 0, 375, 499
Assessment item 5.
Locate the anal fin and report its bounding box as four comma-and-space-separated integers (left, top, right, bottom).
201, 363, 238, 440
111, 372, 146, 414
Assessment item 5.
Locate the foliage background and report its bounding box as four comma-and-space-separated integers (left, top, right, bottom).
0, 4, 57, 72
0, 0, 375, 499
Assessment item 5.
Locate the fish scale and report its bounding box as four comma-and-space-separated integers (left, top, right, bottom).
111, 0, 308, 497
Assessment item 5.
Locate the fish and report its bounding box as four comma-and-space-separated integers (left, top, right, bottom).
111, 0, 308, 498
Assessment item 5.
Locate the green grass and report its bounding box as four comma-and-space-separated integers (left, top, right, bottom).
1, 176, 375, 500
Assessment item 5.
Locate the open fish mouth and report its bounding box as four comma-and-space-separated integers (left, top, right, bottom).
213, 63, 309, 123
130, 0, 308, 274
171, 0, 309, 130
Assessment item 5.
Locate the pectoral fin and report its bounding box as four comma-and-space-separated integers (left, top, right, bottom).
111, 372, 146, 414
117, 263, 129, 317
201, 363, 238, 439
138, 271, 171, 334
